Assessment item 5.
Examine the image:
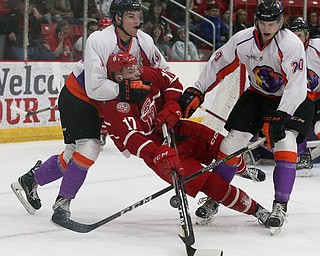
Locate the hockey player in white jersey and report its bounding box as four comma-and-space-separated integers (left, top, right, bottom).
11, 0, 170, 222
289, 19, 320, 176
179, 0, 314, 235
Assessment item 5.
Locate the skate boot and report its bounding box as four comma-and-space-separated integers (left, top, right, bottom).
195, 197, 219, 225
238, 167, 266, 182
11, 160, 42, 214
100, 134, 107, 146
296, 149, 313, 177
51, 196, 71, 221
267, 201, 288, 235
253, 204, 270, 227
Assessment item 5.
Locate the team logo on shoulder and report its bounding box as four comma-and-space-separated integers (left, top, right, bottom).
116, 102, 130, 113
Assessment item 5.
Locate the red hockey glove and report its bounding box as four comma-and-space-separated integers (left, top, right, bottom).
262, 110, 287, 148
154, 101, 182, 133
179, 87, 204, 118
118, 80, 151, 103
153, 145, 184, 178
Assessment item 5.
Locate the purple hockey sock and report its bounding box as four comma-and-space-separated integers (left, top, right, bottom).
213, 162, 237, 183
34, 155, 64, 186
59, 158, 88, 199
273, 160, 296, 202
297, 140, 307, 155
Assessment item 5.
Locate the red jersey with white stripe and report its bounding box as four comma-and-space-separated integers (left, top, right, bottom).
103, 66, 248, 198
104, 66, 183, 159
194, 27, 307, 116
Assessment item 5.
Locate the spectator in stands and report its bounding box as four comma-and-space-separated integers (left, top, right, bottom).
220, 5, 230, 40
71, 0, 105, 22
233, 9, 249, 35
307, 11, 320, 38
191, 0, 209, 18
74, 20, 98, 60
172, 26, 199, 60
143, 0, 173, 42
150, 24, 172, 60
46, 20, 73, 60
99, 0, 114, 19
166, 0, 193, 26
45, 0, 78, 24
1, 0, 54, 60
198, 3, 229, 49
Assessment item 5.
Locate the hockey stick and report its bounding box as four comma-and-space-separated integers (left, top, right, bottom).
162, 125, 195, 246
10, 105, 58, 116
52, 137, 266, 233
165, 125, 223, 256
199, 105, 227, 123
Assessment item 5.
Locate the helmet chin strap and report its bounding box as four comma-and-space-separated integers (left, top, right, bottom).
117, 16, 136, 37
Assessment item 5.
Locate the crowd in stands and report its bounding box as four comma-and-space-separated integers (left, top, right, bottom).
0, 0, 320, 61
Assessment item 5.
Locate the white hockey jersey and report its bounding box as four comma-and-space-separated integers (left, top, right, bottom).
71, 25, 169, 101
194, 27, 307, 116
305, 38, 320, 98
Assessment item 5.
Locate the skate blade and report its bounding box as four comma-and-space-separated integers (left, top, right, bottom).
11, 182, 36, 215
296, 169, 313, 177
270, 226, 282, 236
195, 217, 213, 226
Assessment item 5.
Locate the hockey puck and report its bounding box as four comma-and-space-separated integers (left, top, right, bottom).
169, 195, 181, 208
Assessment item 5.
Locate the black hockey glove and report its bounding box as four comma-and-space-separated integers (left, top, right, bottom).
178, 87, 204, 118
118, 80, 151, 103
262, 110, 287, 148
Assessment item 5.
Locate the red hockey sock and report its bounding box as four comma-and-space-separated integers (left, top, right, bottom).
202, 172, 257, 215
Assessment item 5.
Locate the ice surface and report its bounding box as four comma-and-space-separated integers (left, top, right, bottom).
1, 138, 319, 256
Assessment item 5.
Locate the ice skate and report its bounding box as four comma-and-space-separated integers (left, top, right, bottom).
11, 160, 42, 214
100, 133, 107, 146
267, 201, 288, 236
51, 196, 71, 221
238, 167, 266, 182
195, 197, 219, 225
253, 204, 270, 227
296, 149, 313, 177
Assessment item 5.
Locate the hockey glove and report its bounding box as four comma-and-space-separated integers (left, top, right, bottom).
154, 101, 182, 133
262, 110, 287, 148
179, 87, 204, 118
118, 80, 151, 103
153, 145, 184, 178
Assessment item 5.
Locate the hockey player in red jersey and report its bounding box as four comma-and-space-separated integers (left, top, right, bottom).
179, 0, 314, 234
103, 52, 270, 226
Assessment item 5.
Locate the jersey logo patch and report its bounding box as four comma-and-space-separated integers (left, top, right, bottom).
116, 102, 131, 114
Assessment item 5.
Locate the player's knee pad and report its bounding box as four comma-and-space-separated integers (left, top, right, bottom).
220, 129, 252, 155
75, 138, 101, 162
59, 144, 76, 171
274, 130, 298, 162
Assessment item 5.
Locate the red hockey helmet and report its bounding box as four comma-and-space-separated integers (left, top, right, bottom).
98, 17, 113, 29
107, 52, 139, 80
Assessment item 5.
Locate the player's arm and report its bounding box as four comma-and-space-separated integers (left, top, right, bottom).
84, 34, 120, 101
152, 68, 183, 132
179, 33, 241, 118
278, 35, 307, 116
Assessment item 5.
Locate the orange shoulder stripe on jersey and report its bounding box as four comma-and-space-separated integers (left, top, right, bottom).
217, 151, 240, 165
274, 150, 297, 163
65, 73, 104, 116
73, 152, 95, 169
205, 56, 240, 94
